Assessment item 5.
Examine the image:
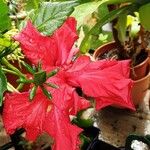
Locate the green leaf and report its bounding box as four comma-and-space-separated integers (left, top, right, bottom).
80, 35, 92, 53
0, 38, 11, 47
90, 31, 112, 50
96, 5, 131, 30
45, 82, 59, 89
78, 0, 95, 4
29, 86, 37, 100
41, 86, 52, 99
97, 3, 109, 19
22, 62, 36, 74
79, 3, 112, 53
139, 3, 150, 31
26, 0, 42, 10
47, 68, 59, 78
80, 5, 136, 52
0, 38, 15, 58
0, 47, 14, 59
0, 67, 7, 106
72, 109, 94, 128
71, 1, 106, 28
0, 0, 11, 32
32, 1, 78, 36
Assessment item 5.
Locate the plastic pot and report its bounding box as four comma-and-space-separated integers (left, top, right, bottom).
86, 138, 123, 150
81, 126, 123, 150
0, 128, 25, 150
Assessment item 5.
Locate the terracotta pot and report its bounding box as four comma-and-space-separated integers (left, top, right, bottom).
132, 72, 150, 105
93, 42, 150, 106
130, 56, 150, 80
93, 42, 150, 80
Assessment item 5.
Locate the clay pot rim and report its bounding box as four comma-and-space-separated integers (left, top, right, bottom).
93, 41, 116, 59
133, 72, 150, 83
93, 41, 149, 69
133, 56, 149, 69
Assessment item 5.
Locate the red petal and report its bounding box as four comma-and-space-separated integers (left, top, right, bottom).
14, 17, 78, 70
3, 92, 50, 140
69, 90, 91, 115
14, 21, 56, 69
46, 76, 90, 115
66, 56, 135, 110
53, 17, 78, 66
44, 106, 82, 150
3, 90, 83, 150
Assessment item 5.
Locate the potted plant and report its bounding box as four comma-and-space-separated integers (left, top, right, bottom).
71, 0, 150, 105
89, 0, 150, 105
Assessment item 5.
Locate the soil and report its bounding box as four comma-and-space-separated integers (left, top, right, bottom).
134, 50, 148, 66
97, 48, 119, 60
97, 48, 148, 67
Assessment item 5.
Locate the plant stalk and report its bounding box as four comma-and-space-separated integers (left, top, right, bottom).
1, 58, 25, 78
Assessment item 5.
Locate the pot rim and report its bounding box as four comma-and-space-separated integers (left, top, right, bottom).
93, 41, 149, 69
132, 56, 149, 69
93, 41, 116, 59
133, 72, 150, 83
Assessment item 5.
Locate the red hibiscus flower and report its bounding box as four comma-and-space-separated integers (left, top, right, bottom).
3, 17, 135, 150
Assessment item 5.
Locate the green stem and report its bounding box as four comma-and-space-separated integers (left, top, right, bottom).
17, 83, 24, 91
2, 68, 18, 75
106, 0, 135, 4
7, 82, 19, 93
1, 58, 25, 78
17, 78, 34, 84
47, 69, 59, 78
